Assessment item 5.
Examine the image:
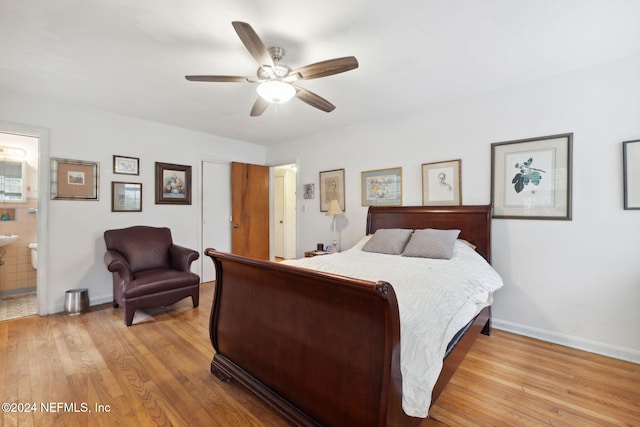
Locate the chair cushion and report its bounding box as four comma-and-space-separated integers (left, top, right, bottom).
125, 268, 200, 299
104, 226, 173, 273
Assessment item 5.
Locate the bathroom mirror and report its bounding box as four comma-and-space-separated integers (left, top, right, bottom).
0, 160, 26, 203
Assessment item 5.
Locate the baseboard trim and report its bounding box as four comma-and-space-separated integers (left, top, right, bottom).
0, 287, 37, 298
493, 319, 640, 364
49, 293, 114, 315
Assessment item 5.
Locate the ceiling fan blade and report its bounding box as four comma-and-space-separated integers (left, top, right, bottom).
295, 87, 335, 112
250, 97, 270, 117
185, 75, 248, 82
232, 21, 274, 69
288, 56, 358, 81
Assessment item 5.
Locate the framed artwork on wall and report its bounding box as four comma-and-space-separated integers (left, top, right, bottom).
113, 155, 139, 175
303, 183, 315, 199
50, 158, 99, 200
360, 167, 402, 206
623, 139, 640, 210
155, 162, 192, 205
111, 181, 142, 212
491, 133, 572, 220
319, 169, 345, 212
422, 159, 461, 206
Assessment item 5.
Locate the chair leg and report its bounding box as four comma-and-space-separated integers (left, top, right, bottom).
192, 291, 199, 308
124, 307, 135, 326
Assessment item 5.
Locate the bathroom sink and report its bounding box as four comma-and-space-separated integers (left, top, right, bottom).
0, 235, 18, 247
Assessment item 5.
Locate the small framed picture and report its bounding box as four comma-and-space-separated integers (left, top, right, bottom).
303, 183, 315, 199
51, 158, 99, 201
319, 169, 345, 212
361, 167, 402, 206
111, 182, 142, 212
113, 155, 139, 175
623, 139, 640, 209
422, 159, 461, 206
491, 133, 572, 219
155, 162, 192, 205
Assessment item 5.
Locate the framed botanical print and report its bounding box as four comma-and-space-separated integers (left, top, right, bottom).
491, 133, 572, 219
155, 162, 192, 205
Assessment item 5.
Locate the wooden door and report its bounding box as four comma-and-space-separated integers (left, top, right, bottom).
231, 162, 270, 260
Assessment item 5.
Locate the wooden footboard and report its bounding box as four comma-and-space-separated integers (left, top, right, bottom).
206, 248, 406, 426
206, 248, 490, 426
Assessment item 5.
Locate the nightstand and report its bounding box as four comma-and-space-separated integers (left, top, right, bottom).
304, 250, 332, 257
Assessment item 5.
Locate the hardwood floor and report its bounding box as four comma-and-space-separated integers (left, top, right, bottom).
427, 332, 640, 426
1, 282, 638, 426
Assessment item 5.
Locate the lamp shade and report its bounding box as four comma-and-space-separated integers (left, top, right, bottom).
326, 199, 343, 216
256, 80, 296, 103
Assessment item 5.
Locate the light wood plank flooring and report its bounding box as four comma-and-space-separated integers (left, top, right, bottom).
1, 282, 638, 426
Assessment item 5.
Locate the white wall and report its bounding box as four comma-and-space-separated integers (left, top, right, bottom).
0, 88, 266, 314
267, 54, 640, 362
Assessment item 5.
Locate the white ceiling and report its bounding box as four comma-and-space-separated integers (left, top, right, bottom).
2, 0, 640, 146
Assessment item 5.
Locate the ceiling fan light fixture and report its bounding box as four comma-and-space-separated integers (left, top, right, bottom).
185, 22, 358, 116
256, 80, 296, 104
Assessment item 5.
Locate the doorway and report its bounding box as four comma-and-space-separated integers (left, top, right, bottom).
273, 164, 297, 260
200, 160, 297, 279
0, 128, 41, 321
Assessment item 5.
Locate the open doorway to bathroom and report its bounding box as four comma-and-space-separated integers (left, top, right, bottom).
0, 132, 38, 321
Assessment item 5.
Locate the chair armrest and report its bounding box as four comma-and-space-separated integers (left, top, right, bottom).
104, 249, 133, 282
170, 244, 200, 272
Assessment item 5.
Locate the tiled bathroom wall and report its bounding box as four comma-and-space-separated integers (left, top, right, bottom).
0, 201, 38, 296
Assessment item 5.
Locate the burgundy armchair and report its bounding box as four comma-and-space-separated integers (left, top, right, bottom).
104, 226, 200, 326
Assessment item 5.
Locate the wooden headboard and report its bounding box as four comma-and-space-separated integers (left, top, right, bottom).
366, 205, 493, 262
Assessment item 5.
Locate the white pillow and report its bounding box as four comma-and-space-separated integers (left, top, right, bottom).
402, 228, 461, 259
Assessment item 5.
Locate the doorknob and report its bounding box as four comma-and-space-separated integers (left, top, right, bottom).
233, 223, 239, 228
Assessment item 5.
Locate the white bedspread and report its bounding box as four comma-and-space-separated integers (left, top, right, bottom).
282, 236, 503, 417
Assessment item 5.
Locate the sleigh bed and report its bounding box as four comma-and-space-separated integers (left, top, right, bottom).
205, 205, 503, 426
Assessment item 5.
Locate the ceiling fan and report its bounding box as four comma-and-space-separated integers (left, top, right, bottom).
185, 21, 359, 116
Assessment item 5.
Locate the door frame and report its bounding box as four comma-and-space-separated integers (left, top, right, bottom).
269, 160, 298, 260
0, 120, 50, 315
273, 173, 285, 258
272, 164, 297, 259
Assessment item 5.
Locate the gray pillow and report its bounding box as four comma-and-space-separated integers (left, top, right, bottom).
402, 228, 461, 259
362, 228, 413, 255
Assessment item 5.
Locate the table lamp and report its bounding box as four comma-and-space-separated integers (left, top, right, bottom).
326, 199, 343, 252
